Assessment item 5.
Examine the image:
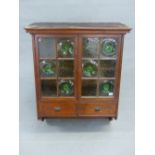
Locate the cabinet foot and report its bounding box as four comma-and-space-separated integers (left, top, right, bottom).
41, 118, 45, 121
38, 117, 45, 121
108, 117, 113, 121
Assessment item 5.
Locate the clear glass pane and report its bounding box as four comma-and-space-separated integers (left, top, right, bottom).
82, 80, 97, 96
58, 80, 74, 96
99, 60, 116, 77
82, 60, 98, 77
41, 80, 57, 96
58, 60, 74, 77
83, 38, 99, 58
100, 38, 117, 58
57, 39, 74, 58
40, 60, 56, 77
38, 37, 56, 58
99, 80, 114, 96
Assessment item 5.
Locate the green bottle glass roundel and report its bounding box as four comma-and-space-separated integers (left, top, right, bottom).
40, 60, 56, 76
58, 40, 74, 57
83, 61, 97, 77
101, 39, 116, 56
100, 81, 114, 95
59, 80, 73, 96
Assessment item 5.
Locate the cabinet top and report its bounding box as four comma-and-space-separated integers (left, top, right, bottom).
25, 22, 131, 34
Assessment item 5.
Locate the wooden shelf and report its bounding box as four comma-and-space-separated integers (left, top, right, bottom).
40, 58, 56, 60
81, 96, 114, 98
99, 57, 117, 60
82, 77, 115, 80
99, 68, 115, 71
57, 58, 74, 60
40, 77, 56, 80
82, 58, 98, 60
82, 57, 117, 60
40, 58, 74, 60
40, 77, 74, 80
58, 77, 74, 80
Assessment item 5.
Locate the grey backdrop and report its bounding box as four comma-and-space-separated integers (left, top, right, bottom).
20, 0, 135, 155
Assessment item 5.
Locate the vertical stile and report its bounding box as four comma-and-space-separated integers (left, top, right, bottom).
96, 37, 100, 96
55, 38, 59, 97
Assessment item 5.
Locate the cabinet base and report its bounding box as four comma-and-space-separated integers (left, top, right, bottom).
38, 116, 117, 121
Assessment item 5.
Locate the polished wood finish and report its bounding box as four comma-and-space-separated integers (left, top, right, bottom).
25, 22, 131, 120
25, 23, 131, 35
38, 102, 77, 117
78, 103, 116, 117
25, 22, 130, 32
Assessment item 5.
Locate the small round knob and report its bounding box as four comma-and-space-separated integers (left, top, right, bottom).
95, 107, 101, 111
54, 107, 61, 112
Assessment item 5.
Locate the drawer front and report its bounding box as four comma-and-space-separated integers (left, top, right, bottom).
78, 103, 117, 117
38, 103, 77, 117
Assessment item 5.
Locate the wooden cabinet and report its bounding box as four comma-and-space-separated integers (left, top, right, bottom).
25, 22, 131, 120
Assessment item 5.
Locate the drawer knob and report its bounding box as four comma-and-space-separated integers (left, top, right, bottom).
95, 107, 101, 111
54, 107, 61, 112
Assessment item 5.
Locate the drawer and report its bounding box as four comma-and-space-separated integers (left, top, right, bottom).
78, 103, 117, 117
38, 103, 77, 117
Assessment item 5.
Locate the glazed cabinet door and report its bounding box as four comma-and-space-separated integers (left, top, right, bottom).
34, 35, 78, 117
78, 35, 122, 117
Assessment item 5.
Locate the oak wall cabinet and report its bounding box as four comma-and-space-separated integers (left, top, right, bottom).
25, 23, 131, 120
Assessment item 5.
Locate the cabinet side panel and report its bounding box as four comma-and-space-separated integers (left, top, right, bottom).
115, 35, 125, 118
32, 35, 40, 119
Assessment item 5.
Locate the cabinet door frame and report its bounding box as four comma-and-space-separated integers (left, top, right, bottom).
78, 34, 123, 104
33, 34, 79, 102
32, 33, 124, 106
